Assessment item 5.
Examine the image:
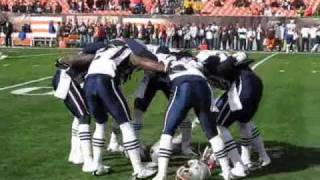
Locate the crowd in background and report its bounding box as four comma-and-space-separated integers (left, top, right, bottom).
55, 19, 320, 52
0, 0, 319, 17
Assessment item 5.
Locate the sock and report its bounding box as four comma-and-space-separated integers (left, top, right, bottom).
249, 122, 269, 160
78, 124, 93, 165
239, 122, 252, 165
120, 122, 142, 173
219, 126, 242, 166
70, 117, 79, 158
157, 134, 173, 177
132, 109, 144, 138
209, 135, 231, 175
92, 123, 105, 169
180, 118, 192, 150
286, 44, 290, 53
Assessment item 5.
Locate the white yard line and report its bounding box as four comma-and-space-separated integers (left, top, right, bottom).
252, 53, 278, 70
0, 76, 52, 92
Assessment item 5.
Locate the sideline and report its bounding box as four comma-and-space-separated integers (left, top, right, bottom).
252, 53, 278, 70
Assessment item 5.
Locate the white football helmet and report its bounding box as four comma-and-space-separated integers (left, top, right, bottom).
176, 160, 211, 180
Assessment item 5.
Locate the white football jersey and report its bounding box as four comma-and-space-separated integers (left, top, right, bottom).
196, 50, 228, 62
286, 23, 296, 35
156, 54, 204, 81
87, 46, 132, 77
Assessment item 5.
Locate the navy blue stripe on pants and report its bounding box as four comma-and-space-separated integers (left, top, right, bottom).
84, 74, 132, 124
163, 77, 218, 139
52, 69, 90, 124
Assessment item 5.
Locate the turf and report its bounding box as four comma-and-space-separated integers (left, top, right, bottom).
0, 49, 320, 180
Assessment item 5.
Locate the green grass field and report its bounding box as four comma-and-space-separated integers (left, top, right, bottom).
0, 48, 320, 180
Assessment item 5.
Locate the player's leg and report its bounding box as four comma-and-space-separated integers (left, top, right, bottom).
101, 78, 156, 178
106, 121, 124, 153
83, 75, 109, 174
132, 75, 155, 138
193, 81, 232, 180
153, 84, 192, 180
216, 97, 248, 177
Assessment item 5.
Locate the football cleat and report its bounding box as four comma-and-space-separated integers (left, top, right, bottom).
107, 142, 124, 153
92, 165, 111, 176
219, 171, 234, 180
82, 161, 95, 173
260, 156, 271, 167
231, 162, 249, 177
133, 167, 157, 179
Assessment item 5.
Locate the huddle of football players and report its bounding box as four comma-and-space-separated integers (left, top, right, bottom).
52, 39, 270, 180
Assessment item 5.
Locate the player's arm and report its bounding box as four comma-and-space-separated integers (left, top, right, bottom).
129, 54, 166, 73
58, 54, 95, 71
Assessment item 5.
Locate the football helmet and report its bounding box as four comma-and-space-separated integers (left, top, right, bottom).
176, 160, 211, 180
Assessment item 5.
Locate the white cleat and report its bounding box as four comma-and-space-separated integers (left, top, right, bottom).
146, 162, 158, 169
231, 163, 249, 178
0, 55, 7, 60
219, 171, 234, 180
92, 165, 111, 176
172, 134, 182, 144
107, 142, 124, 153
152, 174, 166, 180
134, 167, 157, 179
260, 156, 271, 167
82, 161, 95, 173
68, 151, 84, 164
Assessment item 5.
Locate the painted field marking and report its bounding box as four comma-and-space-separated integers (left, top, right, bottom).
0, 76, 52, 92
252, 53, 279, 70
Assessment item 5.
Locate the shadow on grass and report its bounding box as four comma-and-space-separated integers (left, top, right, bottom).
249, 141, 320, 178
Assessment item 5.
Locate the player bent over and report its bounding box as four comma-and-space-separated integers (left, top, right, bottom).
214, 53, 271, 173
83, 40, 169, 178
132, 46, 195, 156
52, 50, 97, 166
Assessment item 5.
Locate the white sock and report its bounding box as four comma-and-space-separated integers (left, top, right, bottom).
78, 124, 93, 165
209, 135, 231, 174
120, 122, 142, 173
219, 126, 243, 166
132, 109, 144, 138
111, 121, 122, 145
249, 122, 269, 160
239, 122, 252, 165
70, 117, 79, 156
286, 44, 290, 53
157, 134, 173, 177
92, 123, 105, 169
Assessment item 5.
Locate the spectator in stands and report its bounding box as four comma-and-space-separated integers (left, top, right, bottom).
79, 22, 88, 47
214, 0, 224, 7
300, 25, 310, 52
264, 5, 273, 16
0, 1, 9, 12
55, 2, 63, 13
281, 0, 291, 10
33, 0, 44, 14
3, 20, 13, 47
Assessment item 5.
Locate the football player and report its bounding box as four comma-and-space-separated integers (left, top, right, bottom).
132, 45, 195, 156
83, 39, 169, 178
52, 42, 105, 165
213, 52, 271, 172
127, 41, 233, 180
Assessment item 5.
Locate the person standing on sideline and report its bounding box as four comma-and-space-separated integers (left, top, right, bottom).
300, 25, 310, 52
3, 20, 13, 47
